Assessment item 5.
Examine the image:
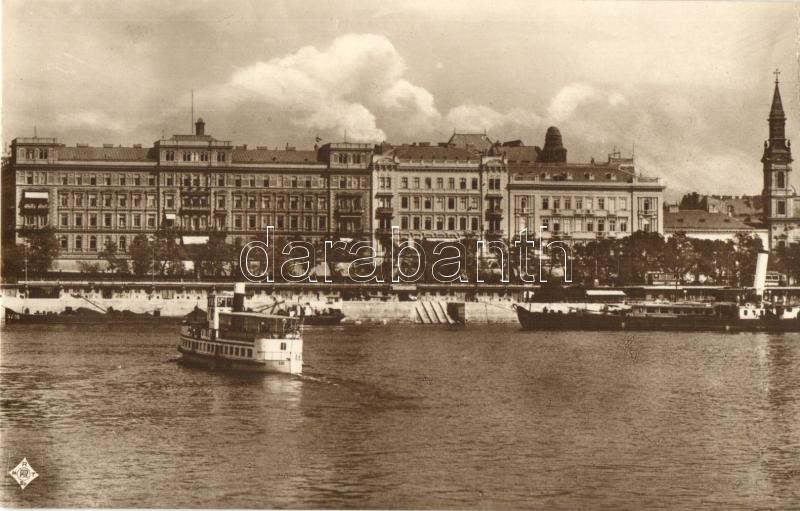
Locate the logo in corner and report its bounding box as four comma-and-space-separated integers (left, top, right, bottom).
9, 458, 38, 489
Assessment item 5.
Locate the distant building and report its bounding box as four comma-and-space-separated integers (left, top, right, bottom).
370, 142, 504, 245
505, 127, 665, 243
672, 72, 800, 250
3, 120, 373, 271
3, 121, 666, 271
664, 206, 769, 246
761, 72, 800, 249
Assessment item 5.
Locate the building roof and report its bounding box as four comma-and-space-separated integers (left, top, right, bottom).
57, 146, 157, 162
391, 145, 478, 161
231, 149, 320, 164
510, 158, 642, 183
703, 195, 763, 219
498, 145, 541, 163
447, 132, 493, 151
665, 210, 755, 232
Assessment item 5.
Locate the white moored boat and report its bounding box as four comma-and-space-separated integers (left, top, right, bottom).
177, 283, 303, 374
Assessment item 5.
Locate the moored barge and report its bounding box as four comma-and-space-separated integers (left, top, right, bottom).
513, 301, 800, 332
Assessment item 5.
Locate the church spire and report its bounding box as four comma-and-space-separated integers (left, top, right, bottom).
769, 68, 786, 122
763, 68, 791, 165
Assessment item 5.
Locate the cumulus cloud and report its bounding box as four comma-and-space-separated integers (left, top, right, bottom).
195, 33, 542, 143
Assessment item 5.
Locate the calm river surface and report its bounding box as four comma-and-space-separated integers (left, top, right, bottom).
1, 323, 799, 509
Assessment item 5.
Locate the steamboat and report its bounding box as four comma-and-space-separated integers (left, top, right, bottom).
178, 283, 303, 374
514, 251, 800, 333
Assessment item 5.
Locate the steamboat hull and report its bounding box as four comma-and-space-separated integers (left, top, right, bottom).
514, 305, 800, 333
177, 343, 298, 374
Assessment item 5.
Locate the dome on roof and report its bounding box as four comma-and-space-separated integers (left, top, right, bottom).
538, 126, 567, 163
545, 126, 562, 146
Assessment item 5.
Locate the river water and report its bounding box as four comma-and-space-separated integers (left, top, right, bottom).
1, 323, 799, 509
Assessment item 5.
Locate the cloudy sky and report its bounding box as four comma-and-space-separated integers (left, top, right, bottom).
3, 0, 798, 198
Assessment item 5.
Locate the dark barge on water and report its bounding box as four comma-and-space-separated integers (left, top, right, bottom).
4, 306, 173, 324
513, 301, 800, 333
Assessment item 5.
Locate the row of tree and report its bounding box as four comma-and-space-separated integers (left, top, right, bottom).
3, 227, 799, 286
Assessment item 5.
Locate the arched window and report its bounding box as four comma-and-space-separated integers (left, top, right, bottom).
777, 172, 785, 188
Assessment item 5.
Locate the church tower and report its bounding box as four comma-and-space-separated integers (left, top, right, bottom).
762, 70, 796, 249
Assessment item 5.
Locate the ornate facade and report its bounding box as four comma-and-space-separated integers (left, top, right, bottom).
3, 123, 666, 271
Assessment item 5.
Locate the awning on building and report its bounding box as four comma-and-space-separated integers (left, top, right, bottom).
586, 289, 627, 298
181, 236, 209, 245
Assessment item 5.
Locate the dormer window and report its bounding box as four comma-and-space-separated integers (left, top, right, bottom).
38, 148, 49, 159
165, 150, 175, 161
217, 152, 226, 162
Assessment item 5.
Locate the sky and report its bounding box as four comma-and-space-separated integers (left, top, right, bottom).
3, 0, 799, 199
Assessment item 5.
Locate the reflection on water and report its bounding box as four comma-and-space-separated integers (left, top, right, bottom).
1, 324, 799, 508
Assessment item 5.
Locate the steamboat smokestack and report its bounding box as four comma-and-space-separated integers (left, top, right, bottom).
233, 282, 246, 312
753, 251, 769, 298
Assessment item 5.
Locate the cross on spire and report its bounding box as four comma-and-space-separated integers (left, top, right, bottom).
774, 68, 780, 83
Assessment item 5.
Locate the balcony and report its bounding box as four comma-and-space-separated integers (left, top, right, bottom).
376, 206, 394, 218
180, 204, 211, 214
335, 204, 365, 216
485, 206, 504, 219
180, 187, 210, 196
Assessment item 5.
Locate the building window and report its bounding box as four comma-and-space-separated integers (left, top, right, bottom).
75, 214, 83, 227
777, 200, 786, 215
401, 196, 409, 209
119, 236, 127, 251
471, 217, 479, 231
471, 178, 478, 190
89, 236, 97, 251
777, 172, 785, 188
248, 215, 257, 229
542, 197, 549, 210
620, 221, 627, 232
104, 213, 112, 227
217, 152, 226, 162
598, 198, 605, 210
448, 178, 455, 189
319, 216, 326, 230
448, 217, 455, 230
59, 236, 68, 250
436, 177, 444, 189
643, 199, 651, 211
75, 236, 83, 251
60, 214, 69, 227
447, 197, 455, 210
400, 216, 409, 229
425, 177, 432, 189
105, 175, 112, 186
460, 178, 467, 190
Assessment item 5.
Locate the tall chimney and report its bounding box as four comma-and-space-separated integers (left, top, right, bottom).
753, 251, 769, 298
232, 282, 245, 312
195, 117, 205, 136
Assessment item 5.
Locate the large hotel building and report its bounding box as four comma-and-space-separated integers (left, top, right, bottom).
2, 119, 665, 271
